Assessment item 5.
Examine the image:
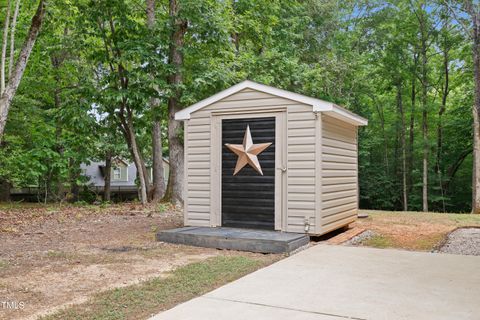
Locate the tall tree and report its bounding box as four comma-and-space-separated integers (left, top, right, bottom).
147, 0, 166, 202
0, 0, 46, 140
445, 0, 480, 213
413, 2, 432, 212
77, 0, 153, 204
8, 0, 20, 79
164, 0, 186, 206
103, 150, 112, 202
1, 0, 11, 94
464, 1, 480, 214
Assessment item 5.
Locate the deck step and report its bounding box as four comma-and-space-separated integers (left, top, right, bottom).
156, 227, 310, 254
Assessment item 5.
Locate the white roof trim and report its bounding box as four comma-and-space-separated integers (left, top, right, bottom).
175, 80, 368, 126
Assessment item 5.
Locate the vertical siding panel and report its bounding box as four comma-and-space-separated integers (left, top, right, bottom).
315, 113, 322, 234
286, 106, 317, 233
185, 115, 211, 227
210, 115, 220, 227
184, 121, 189, 227
321, 115, 358, 233
185, 89, 361, 234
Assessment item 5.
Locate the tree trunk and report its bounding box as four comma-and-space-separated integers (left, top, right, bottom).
103, 151, 112, 202
69, 158, 80, 202
0, 178, 11, 202
9, 0, 20, 79
51, 44, 67, 202
100, 15, 151, 204
1, 0, 11, 94
0, 0, 46, 141
436, 27, 449, 212
419, 9, 429, 212
54, 95, 65, 201
473, 108, 480, 213
397, 82, 408, 211
443, 149, 472, 192
422, 107, 428, 212
164, 0, 186, 206
147, 0, 165, 202
152, 116, 165, 200
408, 53, 417, 194
120, 114, 149, 205
472, 5, 480, 214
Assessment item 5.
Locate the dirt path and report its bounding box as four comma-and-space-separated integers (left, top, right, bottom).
0, 204, 222, 320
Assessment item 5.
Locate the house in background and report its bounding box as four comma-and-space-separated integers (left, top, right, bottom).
81, 157, 170, 199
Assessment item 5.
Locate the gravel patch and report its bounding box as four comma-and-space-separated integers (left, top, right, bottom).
437, 228, 480, 256
344, 230, 376, 246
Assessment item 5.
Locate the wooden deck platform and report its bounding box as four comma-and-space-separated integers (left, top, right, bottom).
156, 227, 310, 254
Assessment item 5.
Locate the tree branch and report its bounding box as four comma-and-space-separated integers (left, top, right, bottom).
443, 0, 472, 38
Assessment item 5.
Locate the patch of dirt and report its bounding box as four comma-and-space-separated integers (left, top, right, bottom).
324, 210, 480, 251
336, 212, 455, 250
0, 204, 243, 320
436, 227, 480, 256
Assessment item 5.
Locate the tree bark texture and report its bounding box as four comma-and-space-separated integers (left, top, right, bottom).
462, 1, 480, 214
418, 7, 429, 212
436, 27, 449, 212
0, 178, 11, 202
472, 13, 480, 214
147, 0, 165, 202
1, 0, 11, 94
9, 0, 20, 79
119, 112, 149, 205
397, 82, 408, 211
99, 15, 151, 205
408, 52, 417, 194
0, 0, 46, 140
164, 0, 186, 206
103, 151, 112, 202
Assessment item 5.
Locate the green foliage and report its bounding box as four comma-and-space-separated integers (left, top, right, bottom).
0, 0, 475, 211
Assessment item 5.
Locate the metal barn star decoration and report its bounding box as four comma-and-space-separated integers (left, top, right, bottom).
225, 125, 272, 176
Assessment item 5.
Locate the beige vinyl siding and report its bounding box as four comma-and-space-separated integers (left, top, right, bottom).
286, 107, 316, 233
185, 88, 359, 234
186, 88, 317, 232
321, 115, 358, 233
184, 116, 211, 226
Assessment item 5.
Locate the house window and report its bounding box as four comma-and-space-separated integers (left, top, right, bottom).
113, 167, 122, 180
111, 166, 128, 181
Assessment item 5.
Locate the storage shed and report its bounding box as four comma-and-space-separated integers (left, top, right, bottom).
175, 80, 368, 236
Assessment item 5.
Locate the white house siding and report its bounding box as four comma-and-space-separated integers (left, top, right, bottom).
321, 115, 358, 233
185, 88, 317, 232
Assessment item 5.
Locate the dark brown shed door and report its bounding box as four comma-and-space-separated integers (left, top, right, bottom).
221, 117, 275, 230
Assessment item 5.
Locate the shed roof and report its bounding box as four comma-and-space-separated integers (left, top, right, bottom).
175, 80, 368, 126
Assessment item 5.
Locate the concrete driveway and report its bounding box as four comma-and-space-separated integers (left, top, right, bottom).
151, 245, 480, 320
